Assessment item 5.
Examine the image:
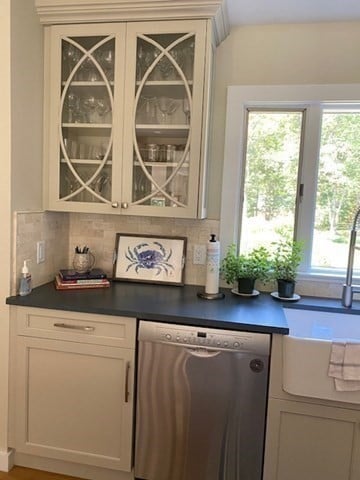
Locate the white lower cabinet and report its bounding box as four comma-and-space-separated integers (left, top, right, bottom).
9, 307, 136, 473
264, 335, 360, 480
264, 398, 360, 480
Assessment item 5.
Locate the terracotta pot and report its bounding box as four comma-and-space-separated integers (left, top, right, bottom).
277, 279, 295, 298
237, 277, 255, 294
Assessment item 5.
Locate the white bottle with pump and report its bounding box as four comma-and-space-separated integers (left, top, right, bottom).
19, 260, 32, 296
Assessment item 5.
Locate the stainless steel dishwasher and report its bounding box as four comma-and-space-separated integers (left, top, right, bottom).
134, 320, 271, 480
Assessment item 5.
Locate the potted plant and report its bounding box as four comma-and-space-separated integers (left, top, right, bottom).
221, 244, 271, 294
271, 238, 304, 298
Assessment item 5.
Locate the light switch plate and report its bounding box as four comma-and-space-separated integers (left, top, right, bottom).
37, 240, 45, 264
193, 244, 206, 265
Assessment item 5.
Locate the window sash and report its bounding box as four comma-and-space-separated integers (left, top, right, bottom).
220, 84, 360, 278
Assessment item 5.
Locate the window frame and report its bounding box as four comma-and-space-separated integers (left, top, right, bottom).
220, 84, 360, 280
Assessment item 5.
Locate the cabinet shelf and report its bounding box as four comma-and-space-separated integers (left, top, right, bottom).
61, 158, 113, 165
62, 123, 112, 129
134, 161, 189, 168
62, 81, 114, 87
136, 124, 189, 136
136, 80, 193, 87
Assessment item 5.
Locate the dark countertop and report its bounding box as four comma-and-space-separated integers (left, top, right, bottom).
6, 281, 289, 334
7, 281, 360, 335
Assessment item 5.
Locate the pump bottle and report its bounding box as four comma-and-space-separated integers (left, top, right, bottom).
19, 260, 32, 296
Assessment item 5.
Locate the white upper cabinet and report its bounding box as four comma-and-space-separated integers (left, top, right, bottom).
43, 19, 214, 218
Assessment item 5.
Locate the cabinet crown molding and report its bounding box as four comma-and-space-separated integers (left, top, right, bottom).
35, 0, 230, 45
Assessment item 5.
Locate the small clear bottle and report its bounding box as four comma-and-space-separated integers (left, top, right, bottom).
19, 260, 32, 296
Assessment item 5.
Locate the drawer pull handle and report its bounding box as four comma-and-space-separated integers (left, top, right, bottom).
53, 322, 95, 332
125, 362, 130, 403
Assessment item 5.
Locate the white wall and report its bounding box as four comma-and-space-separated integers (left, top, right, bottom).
0, 0, 11, 461
208, 21, 360, 218
0, 0, 43, 467
11, 0, 43, 212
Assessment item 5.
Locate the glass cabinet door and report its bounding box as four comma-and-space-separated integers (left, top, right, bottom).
60, 35, 114, 203
49, 24, 127, 210
124, 21, 207, 217
46, 22, 208, 217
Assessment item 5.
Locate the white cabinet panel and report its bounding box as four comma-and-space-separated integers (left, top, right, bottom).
10, 307, 136, 472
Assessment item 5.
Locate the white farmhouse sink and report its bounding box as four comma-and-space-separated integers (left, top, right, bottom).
283, 308, 360, 404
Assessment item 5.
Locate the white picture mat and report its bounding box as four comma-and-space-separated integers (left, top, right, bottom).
114, 235, 186, 284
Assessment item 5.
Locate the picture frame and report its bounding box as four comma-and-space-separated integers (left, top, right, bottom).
113, 233, 187, 286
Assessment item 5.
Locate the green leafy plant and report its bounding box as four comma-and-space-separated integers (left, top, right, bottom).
221, 244, 271, 284
271, 239, 304, 282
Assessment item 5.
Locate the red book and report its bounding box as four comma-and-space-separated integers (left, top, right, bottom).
54, 275, 110, 290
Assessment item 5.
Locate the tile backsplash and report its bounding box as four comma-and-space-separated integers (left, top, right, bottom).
13, 210, 69, 294
67, 213, 219, 286
13, 210, 219, 293
14, 210, 344, 300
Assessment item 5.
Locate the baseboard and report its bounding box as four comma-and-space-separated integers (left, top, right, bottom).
0, 448, 15, 472
14, 452, 134, 480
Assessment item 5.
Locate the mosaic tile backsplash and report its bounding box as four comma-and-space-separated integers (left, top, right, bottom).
14, 210, 344, 299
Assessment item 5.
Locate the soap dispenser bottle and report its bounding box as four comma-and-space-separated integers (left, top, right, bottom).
19, 260, 32, 296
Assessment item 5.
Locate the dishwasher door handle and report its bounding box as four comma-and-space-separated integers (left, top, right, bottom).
186, 347, 221, 358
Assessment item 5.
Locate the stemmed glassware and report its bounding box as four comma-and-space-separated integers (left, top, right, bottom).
182, 97, 190, 124
62, 43, 82, 80
81, 96, 111, 123
96, 98, 111, 122
157, 97, 178, 124
137, 42, 160, 81
66, 92, 80, 123
100, 47, 114, 80
157, 56, 174, 80
82, 95, 97, 123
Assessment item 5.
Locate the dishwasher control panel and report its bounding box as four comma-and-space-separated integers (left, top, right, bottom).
138, 321, 270, 355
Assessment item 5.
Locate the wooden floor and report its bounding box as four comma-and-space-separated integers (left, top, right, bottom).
0, 467, 82, 480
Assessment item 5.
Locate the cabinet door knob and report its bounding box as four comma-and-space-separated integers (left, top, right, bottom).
121, 202, 129, 209
111, 202, 119, 208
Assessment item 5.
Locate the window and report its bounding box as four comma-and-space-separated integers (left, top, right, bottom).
241, 109, 304, 252
220, 85, 360, 278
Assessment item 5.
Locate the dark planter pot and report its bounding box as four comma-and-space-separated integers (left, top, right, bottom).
277, 279, 295, 298
237, 277, 256, 294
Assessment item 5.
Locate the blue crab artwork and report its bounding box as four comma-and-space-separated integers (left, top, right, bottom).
125, 241, 174, 276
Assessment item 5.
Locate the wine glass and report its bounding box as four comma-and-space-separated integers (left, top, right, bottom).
65, 92, 80, 123
157, 56, 174, 80
79, 57, 99, 82
157, 97, 178, 124
101, 48, 114, 80
82, 95, 98, 123
170, 48, 185, 77
62, 43, 81, 80
96, 98, 111, 122
182, 97, 191, 124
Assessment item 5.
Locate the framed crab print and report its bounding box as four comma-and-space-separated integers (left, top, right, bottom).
113, 234, 187, 286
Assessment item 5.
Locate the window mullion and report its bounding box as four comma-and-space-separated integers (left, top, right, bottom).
296, 104, 322, 272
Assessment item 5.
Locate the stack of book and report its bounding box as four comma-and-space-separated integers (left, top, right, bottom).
55, 268, 110, 290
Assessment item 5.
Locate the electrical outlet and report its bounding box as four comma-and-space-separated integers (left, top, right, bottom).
193, 244, 206, 265
37, 240, 45, 264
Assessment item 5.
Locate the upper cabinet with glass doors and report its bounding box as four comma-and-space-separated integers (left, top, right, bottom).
44, 20, 212, 218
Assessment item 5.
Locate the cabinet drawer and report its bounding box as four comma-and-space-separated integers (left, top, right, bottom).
12, 307, 136, 348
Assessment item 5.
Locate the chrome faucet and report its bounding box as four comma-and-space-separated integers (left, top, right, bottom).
342, 208, 360, 307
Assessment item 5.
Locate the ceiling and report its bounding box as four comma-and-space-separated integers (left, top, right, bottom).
226, 0, 360, 27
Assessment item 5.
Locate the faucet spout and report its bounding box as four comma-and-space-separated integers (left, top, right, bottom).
342, 208, 360, 307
